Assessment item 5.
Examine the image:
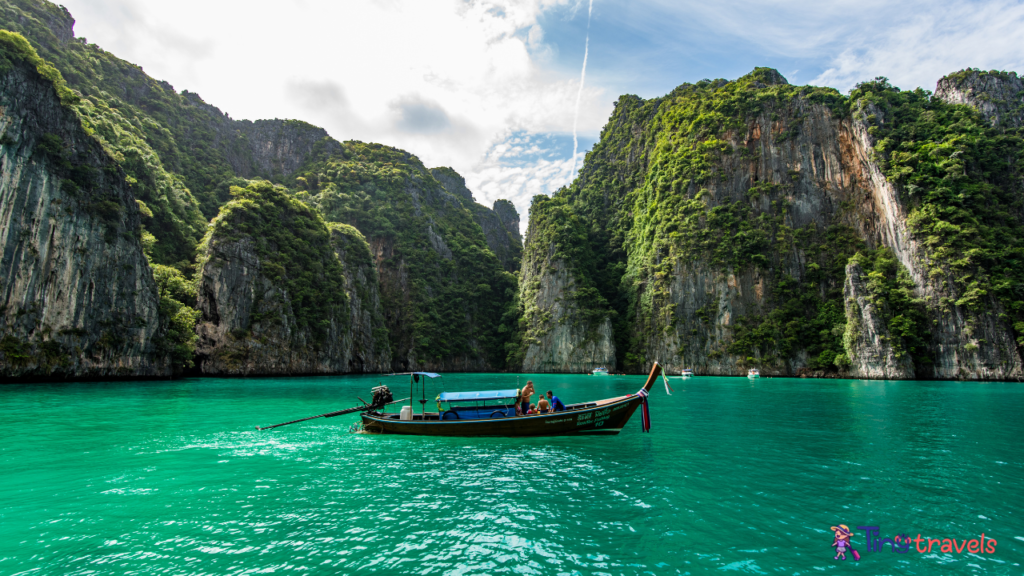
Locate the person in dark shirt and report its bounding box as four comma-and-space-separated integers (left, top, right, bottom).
547, 390, 566, 412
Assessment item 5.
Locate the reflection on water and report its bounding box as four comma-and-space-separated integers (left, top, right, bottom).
1, 375, 1022, 574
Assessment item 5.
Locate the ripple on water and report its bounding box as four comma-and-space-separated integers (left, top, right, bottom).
1, 375, 1023, 574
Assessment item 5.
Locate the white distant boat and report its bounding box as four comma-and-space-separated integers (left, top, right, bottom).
747, 368, 760, 379
681, 369, 694, 378
592, 367, 610, 376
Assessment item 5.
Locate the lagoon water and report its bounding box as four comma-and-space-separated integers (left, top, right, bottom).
2, 373, 1022, 575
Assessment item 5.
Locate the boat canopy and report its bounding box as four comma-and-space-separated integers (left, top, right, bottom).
440, 389, 518, 402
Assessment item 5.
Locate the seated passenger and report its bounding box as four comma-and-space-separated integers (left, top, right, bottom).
528, 403, 537, 414
547, 391, 566, 412
537, 395, 550, 413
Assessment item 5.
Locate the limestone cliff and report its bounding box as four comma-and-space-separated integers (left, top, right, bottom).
231, 119, 344, 181
935, 69, 1024, 128
518, 195, 615, 372
520, 67, 1024, 379
0, 53, 167, 378
842, 261, 914, 379
4, 2, 520, 375
492, 199, 522, 245
430, 166, 522, 272
195, 182, 390, 375
328, 222, 391, 372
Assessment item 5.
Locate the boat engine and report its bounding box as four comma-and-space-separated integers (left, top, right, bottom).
369, 385, 394, 409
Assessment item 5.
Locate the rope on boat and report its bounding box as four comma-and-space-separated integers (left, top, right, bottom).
638, 388, 651, 432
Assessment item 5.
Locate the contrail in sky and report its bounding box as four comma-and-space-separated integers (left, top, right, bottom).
570, 0, 593, 179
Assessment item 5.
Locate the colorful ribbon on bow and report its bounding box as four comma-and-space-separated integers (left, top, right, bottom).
638, 388, 651, 432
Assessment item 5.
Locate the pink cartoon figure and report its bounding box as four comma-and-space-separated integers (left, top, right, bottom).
830, 524, 860, 561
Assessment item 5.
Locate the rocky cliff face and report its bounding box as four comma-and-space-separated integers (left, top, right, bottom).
328, 223, 391, 372
195, 183, 390, 375
519, 68, 1024, 379
520, 260, 615, 373
430, 166, 522, 272
842, 261, 914, 379
517, 195, 615, 372
231, 119, 344, 180
0, 58, 167, 378
492, 199, 522, 245
935, 69, 1024, 128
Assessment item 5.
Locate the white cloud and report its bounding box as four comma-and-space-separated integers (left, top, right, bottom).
56, 0, 1024, 237
635, 0, 1024, 93
60, 0, 610, 231
810, 1, 1024, 92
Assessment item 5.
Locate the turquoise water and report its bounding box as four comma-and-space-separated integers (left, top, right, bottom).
2, 374, 1022, 575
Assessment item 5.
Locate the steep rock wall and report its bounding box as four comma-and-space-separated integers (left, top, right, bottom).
520, 261, 615, 372
842, 261, 915, 379
430, 166, 522, 272
935, 70, 1024, 128
642, 86, 1021, 379
231, 119, 343, 180
518, 195, 615, 372
328, 223, 391, 372
0, 60, 167, 378
523, 68, 1023, 379
300, 150, 516, 373
492, 199, 522, 245
195, 183, 389, 375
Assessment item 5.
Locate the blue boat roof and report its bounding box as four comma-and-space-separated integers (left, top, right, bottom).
440, 389, 519, 402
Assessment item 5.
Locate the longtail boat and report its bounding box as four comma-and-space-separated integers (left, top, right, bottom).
256, 363, 664, 437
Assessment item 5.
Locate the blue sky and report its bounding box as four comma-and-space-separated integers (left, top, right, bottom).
58, 0, 1024, 233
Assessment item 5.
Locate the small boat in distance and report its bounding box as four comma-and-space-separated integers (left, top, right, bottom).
748, 368, 761, 379
681, 368, 694, 378
592, 367, 610, 376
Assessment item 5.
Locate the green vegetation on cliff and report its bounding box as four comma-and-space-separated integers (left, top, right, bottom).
852, 78, 1024, 347
525, 66, 1024, 374
845, 248, 931, 366
542, 69, 855, 370
151, 264, 201, 371
201, 181, 349, 345
514, 194, 611, 365
2, 3, 522, 373
289, 141, 516, 368
0, 3, 210, 267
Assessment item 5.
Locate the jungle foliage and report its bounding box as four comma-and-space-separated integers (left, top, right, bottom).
526, 66, 1024, 372
851, 76, 1024, 347
288, 141, 517, 368
1, 3, 521, 372
200, 181, 349, 345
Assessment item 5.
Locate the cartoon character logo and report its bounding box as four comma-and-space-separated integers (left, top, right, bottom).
831, 524, 861, 561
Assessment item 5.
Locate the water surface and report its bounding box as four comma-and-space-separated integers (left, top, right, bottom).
2, 374, 1022, 574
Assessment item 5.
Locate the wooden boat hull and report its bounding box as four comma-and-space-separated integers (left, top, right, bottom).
361, 394, 643, 437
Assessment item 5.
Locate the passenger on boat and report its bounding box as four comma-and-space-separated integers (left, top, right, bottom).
528, 403, 537, 414
520, 381, 535, 415
537, 395, 550, 413
547, 391, 566, 412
